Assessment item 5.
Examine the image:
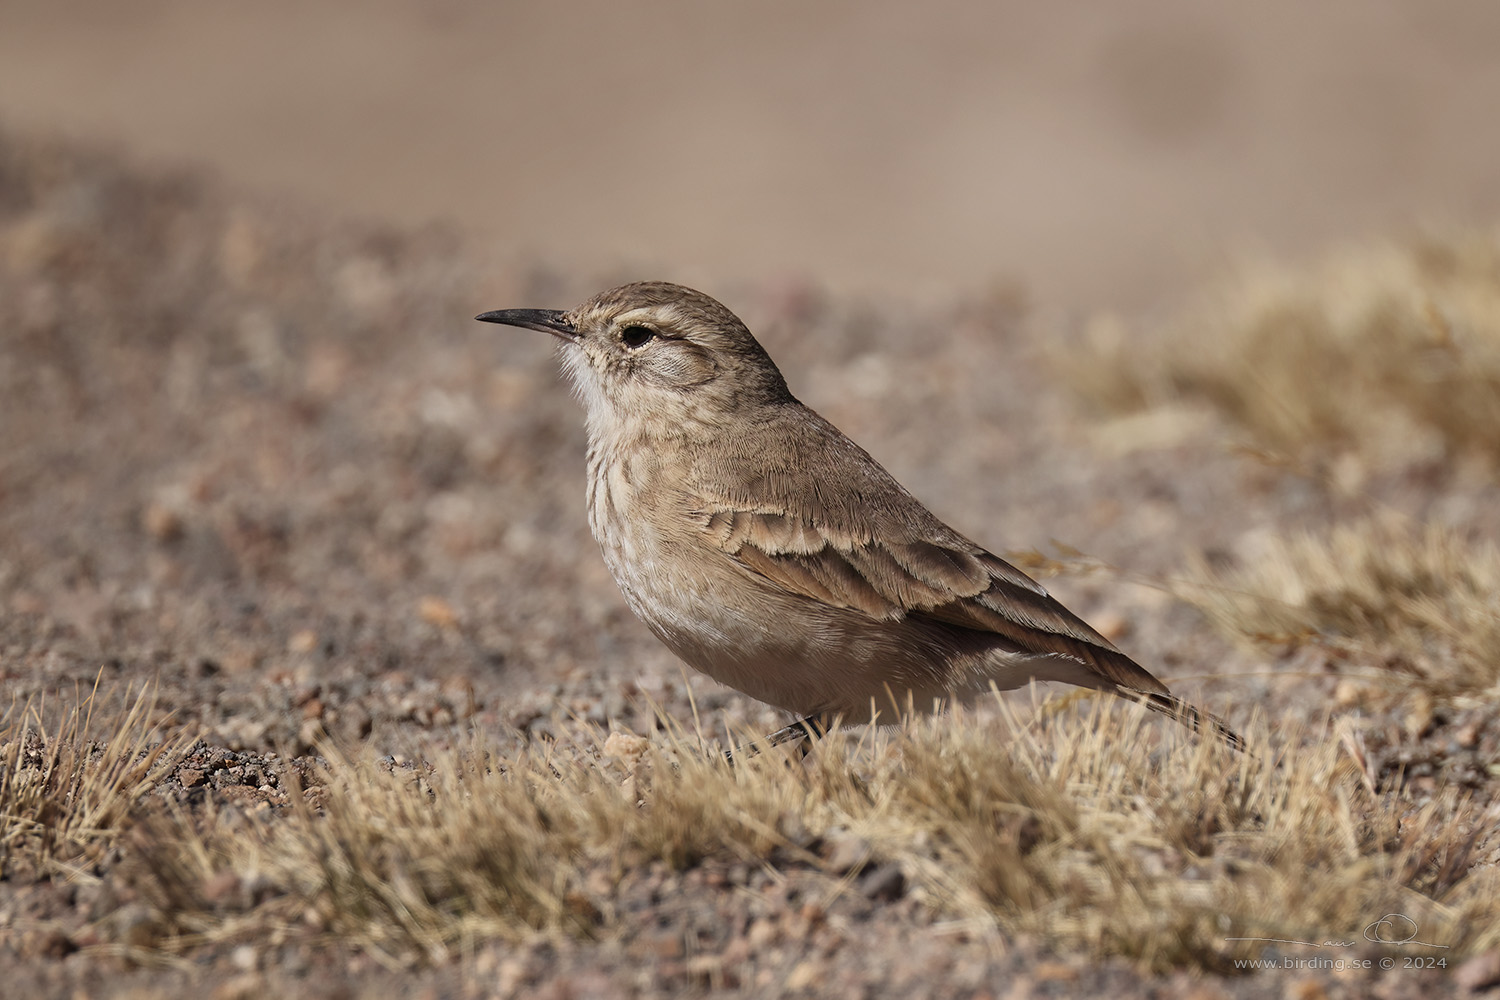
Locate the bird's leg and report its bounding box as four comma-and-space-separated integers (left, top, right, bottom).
724, 713, 834, 763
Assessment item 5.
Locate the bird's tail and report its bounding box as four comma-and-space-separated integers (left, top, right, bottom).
1123, 688, 1246, 753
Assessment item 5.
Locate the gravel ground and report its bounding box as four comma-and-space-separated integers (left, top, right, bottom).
1, 129, 1496, 998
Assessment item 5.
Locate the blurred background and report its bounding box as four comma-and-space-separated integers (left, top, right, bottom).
4, 0, 1499, 314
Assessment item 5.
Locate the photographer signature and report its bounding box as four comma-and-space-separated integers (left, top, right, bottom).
1226, 913, 1449, 950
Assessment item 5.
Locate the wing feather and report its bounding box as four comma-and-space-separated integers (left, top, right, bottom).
842, 543, 952, 608
733, 537, 898, 618
700, 507, 1171, 697
677, 409, 1234, 744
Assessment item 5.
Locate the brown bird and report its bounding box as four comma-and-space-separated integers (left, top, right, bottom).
478, 282, 1241, 753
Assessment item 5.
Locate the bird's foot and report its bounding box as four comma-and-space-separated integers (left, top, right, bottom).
724, 714, 834, 764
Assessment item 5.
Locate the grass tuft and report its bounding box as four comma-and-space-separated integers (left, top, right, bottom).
1066, 230, 1500, 468
0, 683, 191, 880
115, 701, 1499, 972
1181, 516, 1500, 704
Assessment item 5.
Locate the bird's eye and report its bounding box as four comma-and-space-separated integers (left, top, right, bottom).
620, 325, 656, 349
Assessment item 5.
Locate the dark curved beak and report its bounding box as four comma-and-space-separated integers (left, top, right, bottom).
475, 308, 577, 342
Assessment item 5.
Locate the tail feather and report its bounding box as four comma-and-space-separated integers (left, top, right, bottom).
1123, 688, 1246, 753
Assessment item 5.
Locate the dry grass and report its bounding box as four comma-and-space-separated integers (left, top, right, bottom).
1065, 230, 1500, 469
98, 698, 1498, 974
0, 684, 191, 880
1181, 517, 1500, 707
1077, 230, 1500, 701
1061, 224, 1500, 770
5, 680, 1496, 974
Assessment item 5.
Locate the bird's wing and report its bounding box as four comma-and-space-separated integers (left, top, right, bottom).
684, 408, 1171, 698
692, 501, 1171, 699
701, 502, 1244, 747
683, 411, 1246, 747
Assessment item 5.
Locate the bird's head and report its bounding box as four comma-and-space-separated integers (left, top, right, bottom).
477, 282, 794, 434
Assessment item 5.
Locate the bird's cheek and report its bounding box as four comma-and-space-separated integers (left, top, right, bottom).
647, 351, 719, 390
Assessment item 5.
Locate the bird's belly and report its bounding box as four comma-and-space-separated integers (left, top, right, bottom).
595, 522, 953, 718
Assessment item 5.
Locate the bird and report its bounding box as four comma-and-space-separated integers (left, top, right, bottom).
476, 282, 1242, 754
